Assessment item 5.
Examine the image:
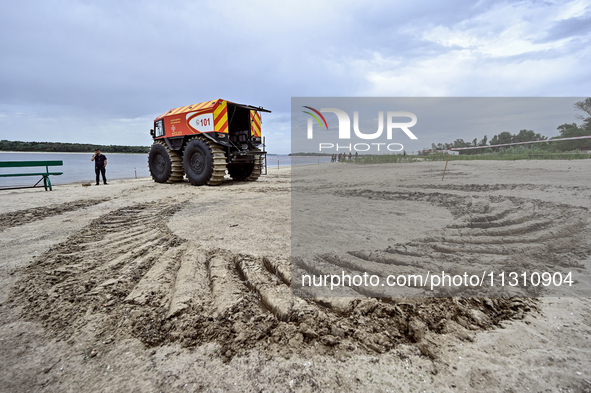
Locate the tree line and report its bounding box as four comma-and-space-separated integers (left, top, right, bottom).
430, 98, 591, 154
0, 140, 150, 153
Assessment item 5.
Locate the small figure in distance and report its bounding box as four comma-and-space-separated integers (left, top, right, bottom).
355, 151, 358, 161
348, 152, 352, 161
91, 148, 108, 185
403, 150, 406, 158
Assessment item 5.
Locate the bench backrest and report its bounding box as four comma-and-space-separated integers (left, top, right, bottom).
0, 160, 63, 168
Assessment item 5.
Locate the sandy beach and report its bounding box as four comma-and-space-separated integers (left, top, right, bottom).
1, 159, 590, 392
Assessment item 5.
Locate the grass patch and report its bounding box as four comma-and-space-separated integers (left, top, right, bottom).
344, 155, 420, 164
424, 150, 590, 161
348, 147, 590, 164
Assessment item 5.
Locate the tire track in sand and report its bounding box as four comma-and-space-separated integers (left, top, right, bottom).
299, 189, 591, 298
12, 197, 546, 360
0, 198, 109, 232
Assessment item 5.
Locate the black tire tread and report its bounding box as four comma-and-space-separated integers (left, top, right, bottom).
158, 140, 184, 183
184, 136, 226, 186
148, 141, 184, 183
207, 139, 226, 185
248, 155, 262, 181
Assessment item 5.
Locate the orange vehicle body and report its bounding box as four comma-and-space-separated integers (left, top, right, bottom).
154, 99, 262, 140
148, 98, 269, 186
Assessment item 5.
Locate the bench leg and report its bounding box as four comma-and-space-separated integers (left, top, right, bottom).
45, 176, 53, 191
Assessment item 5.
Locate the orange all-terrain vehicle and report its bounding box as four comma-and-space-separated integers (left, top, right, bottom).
149, 99, 270, 186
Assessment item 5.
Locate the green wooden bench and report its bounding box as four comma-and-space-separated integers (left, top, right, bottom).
0, 161, 64, 191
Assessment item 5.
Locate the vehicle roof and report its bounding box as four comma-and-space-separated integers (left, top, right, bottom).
155, 99, 271, 121
155, 99, 222, 120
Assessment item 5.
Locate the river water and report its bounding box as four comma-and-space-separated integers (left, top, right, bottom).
0, 152, 331, 188
0, 152, 150, 187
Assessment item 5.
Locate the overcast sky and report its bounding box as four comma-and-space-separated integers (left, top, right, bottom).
1, 0, 590, 154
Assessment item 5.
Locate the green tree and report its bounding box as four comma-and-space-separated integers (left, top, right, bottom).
574, 98, 591, 120
552, 123, 591, 151
513, 129, 546, 144
0, 140, 150, 153
452, 138, 471, 148
497, 131, 514, 145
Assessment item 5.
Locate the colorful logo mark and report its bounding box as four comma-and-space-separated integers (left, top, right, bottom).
302, 106, 329, 130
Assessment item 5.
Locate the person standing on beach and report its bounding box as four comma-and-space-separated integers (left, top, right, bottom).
91, 148, 108, 185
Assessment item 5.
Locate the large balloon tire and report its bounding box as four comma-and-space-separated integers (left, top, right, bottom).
148, 143, 171, 183
228, 163, 255, 181
247, 154, 262, 181
183, 138, 226, 186
148, 142, 184, 183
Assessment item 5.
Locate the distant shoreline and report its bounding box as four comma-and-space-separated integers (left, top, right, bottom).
1, 151, 288, 156
0, 140, 150, 154
0, 151, 148, 155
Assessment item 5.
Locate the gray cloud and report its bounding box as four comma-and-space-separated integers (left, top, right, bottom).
537, 14, 591, 42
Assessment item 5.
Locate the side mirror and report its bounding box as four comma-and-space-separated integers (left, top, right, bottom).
150, 129, 155, 137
